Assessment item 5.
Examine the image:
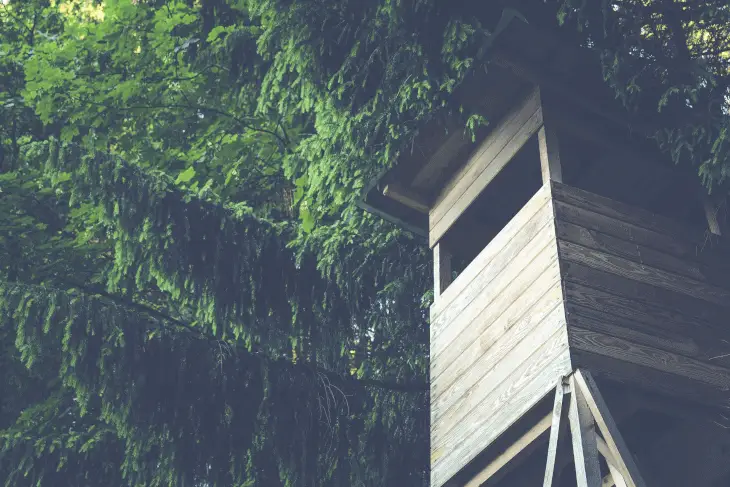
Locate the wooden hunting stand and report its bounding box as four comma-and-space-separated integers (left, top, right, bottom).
360, 19, 730, 487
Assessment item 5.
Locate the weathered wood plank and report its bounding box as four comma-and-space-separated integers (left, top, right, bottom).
571, 351, 730, 408
553, 198, 730, 267
568, 375, 602, 487
431, 255, 562, 397
543, 381, 568, 487
431, 273, 563, 416
554, 200, 692, 260
432, 292, 565, 429
382, 183, 429, 213
412, 127, 470, 190
433, 242, 452, 302
431, 217, 557, 352
558, 240, 730, 306
429, 90, 544, 246
569, 327, 730, 390
596, 436, 628, 483
562, 262, 730, 334
539, 121, 562, 184
464, 413, 553, 487
556, 220, 730, 290
574, 370, 648, 487
551, 181, 707, 241
431, 329, 572, 487
568, 307, 730, 369
563, 281, 730, 372
431, 185, 552, 320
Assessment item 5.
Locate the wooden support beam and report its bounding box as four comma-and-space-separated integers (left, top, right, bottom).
464, 413, 553, 487
543, 379, 569, 487
538, 108, 562, 184
574, 370, 648, 487
568, 375, 602, 487
433, 242, 452, 302
601, 468, 629, 487
382, 183, 430, 214
607, 464, 628, 487
597, 436, 629, 487
411, 123, 469, 191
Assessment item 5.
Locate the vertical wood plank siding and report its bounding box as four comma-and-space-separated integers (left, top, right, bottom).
430, 184, 571, 487
552, 181, 730, 407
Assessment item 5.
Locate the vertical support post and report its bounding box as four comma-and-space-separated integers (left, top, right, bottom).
568, 375, 602, 487
538, 91, 563, 184
433, 242, 452, 302
543, 378, 569, 487
573, 370, 648, 487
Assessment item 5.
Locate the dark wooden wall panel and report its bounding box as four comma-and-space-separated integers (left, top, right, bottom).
430, 185, 571, 487
553, 182, 730, 408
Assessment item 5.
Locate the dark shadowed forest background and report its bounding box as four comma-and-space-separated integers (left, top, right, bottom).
0, 0, 728, 485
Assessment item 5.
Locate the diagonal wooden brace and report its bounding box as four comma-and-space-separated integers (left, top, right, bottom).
541, 369, 647, 487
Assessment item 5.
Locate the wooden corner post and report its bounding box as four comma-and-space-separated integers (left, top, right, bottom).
433, 242, 452, 302
542, 370, 647, 487
537, 88, 563, 185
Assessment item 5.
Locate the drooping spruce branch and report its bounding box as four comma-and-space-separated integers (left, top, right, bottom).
0, 279, 382, 486
23, 139, 319, 345
57, 277, 428, 393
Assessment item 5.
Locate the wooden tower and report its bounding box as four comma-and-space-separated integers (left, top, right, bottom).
360, 19, 730, 487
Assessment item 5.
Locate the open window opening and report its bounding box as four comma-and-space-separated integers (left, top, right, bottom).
439, 134, 543, 288
556, 114, 708, 232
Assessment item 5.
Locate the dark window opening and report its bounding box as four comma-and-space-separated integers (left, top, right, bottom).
558, 124, 707, 232
441, 135, 544, 281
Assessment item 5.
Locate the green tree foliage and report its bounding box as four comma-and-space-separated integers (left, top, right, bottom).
1, 0, 728, 486
557, 0, 730, 187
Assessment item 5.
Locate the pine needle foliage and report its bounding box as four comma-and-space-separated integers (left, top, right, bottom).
1, 0, 729, 485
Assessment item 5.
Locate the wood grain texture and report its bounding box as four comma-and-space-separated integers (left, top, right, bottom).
568, 375, 602, 487
574, 370, 648, 487
431, 241, 558, 379
551, 181, 704, 242
429, 90, 543, 246
568, 306, 730, 369
556, 220, 730, 289
430, 208, 557, 351
431, 184, 551, 320
553, 199, 730, 268
563, 262, 730, 335
432, 297, 566, 433
569, 327, 730, 390
431, 268, 563, 416
431, 328, 572, 487
554, 182, 730, 408
559, 240, 730, 306
543, 382, 567, 487
572, 351, 730, 409
539, 123, 562, 183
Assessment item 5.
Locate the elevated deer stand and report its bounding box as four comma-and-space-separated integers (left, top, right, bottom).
360, 18, 730, 487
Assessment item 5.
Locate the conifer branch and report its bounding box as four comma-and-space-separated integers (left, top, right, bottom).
46, 279, 429, 394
